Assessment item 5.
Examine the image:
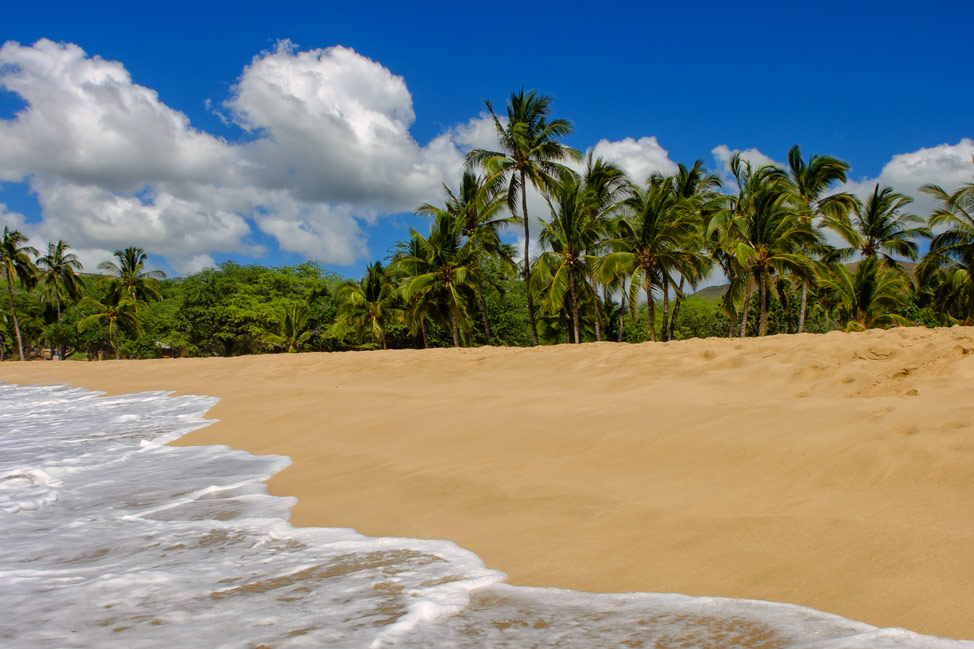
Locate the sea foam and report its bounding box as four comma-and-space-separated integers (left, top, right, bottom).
0, 382, 969, 648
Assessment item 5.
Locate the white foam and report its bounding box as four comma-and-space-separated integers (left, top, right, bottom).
0, 382, 969, 648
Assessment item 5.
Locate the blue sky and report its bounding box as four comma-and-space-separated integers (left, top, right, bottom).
2, 1, 972, 278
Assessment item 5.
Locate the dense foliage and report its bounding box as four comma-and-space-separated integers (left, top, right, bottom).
3, 90, 973, 360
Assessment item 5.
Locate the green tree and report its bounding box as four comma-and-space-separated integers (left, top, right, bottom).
845, 185, 928, 267
785, 145, 856, 332
394, 212, 483, 347
0, 227, 38, 361
817, 257, 912, 331
334, 262, 403, 349
711, 159, 820, 336
417, 170, 511, 345
465, 89, 581, 346
919, 167, 974, 323
98, 246, 167, 302
602, 177, 699, 342
263, 304, 313, 353
78, 285, 143, 359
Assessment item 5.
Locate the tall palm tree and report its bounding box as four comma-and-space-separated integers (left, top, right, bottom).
817, 256, 912, 331
786, 145, 856, 332
334, 262, 403, 349
0, 227, 39, 361
394, 212, 482, 347
98, 246, 166, 303
416, 170, 511, 344
602, 178, 699, 342
919, 169, 974, 323
465, 89, 581, 345
662, 161, 721, 341
845, 185, 928, 267
578, 154, 631, 341
536, 175, 607, 343
78, 284, 143, 359
711, 161, 820, 337
36, 240, 84, 323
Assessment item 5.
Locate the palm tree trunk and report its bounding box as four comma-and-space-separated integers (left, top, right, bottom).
520, 169, 539, 346
53, 294, 62, 361
5, 266, 25, 361
569, 266, 580, 343
778, 281, 795, 334
590, 276, 601, 342
420, 318, 429, 349
476, 286, 492, 346
739, 281, 752, 338
661, 277, 670, 342
645, 269, 656, 343
451, 311, 461, 347
758, 270, 769, 337
380, 327, 388, 350
798, 282, 809, 333
669, 276, 685, 341
618, 284, 626, 343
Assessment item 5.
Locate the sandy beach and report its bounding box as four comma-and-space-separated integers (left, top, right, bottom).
4, 327, 974, 639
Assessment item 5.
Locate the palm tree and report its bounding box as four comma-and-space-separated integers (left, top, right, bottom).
845, 185, 928, 267
394, 212, 483, 347
919, 168, 974, 323
786, 145, 856, 332
577, 154, 631, 341
0, 227, 39, 361
98, 246, 166, 303
334, 262, 403, 349
263, 304, 312, 353
710, 161, 820, 336
465, 89, 581, 345
78, 284, 143, 359
817, 256, 912, 331
662, 161, 721, 341
602, 178, 699, 342
536, 175, 607, 343
417, 170, 512, 344
36, 240, 84, 323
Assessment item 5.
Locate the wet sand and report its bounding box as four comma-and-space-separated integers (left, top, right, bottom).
4, 327, 974, 638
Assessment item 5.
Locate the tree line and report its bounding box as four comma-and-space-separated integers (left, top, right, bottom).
2, 90, 973, 360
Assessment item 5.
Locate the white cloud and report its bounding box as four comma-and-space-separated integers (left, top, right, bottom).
0, 39, 481, 273
711, 144, 783, 187
840, 139, 974, 219
589, 136, 678, 185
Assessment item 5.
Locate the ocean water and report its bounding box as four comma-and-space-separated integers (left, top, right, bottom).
0, 382, 969, 649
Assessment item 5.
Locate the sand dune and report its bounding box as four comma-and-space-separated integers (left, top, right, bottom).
4, 326, 974, 639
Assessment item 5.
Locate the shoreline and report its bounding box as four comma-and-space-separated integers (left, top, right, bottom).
4, 327, 974, 639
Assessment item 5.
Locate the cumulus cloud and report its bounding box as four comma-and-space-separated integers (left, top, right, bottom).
710, 144, 782, 186
840, 139, 974, 219
0, 39, 477, 273
588, 136, 678, 185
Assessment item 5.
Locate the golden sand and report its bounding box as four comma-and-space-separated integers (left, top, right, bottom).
4, 327, 974, 638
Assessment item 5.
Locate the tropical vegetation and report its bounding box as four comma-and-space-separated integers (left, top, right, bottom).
2, 92, 973, 360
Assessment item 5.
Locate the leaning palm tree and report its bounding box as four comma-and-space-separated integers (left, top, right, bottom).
36, 240, 84, 323
817, 256, 912, 331
263, 304, 312, 353
0, 227, 39, 361
417, 170, 512, 344
333, 262, 403, 350
465, 89, 581, 345
844, 185, 928, 267
786, 145, 857, 332
98, 246, 166, 303
919, 168, 974, 323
